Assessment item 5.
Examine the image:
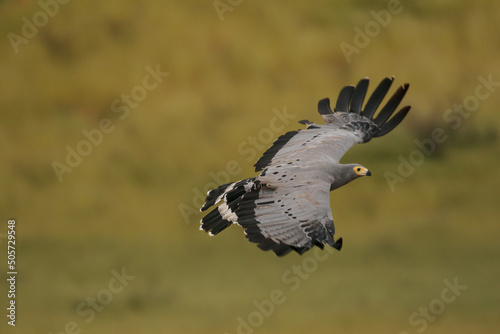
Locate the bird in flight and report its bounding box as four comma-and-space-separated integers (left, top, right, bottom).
200, 77, 410, 256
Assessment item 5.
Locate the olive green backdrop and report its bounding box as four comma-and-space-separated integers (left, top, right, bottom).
1, 1, 499, 333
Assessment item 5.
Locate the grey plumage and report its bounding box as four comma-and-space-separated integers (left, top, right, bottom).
200, 77, 410, 256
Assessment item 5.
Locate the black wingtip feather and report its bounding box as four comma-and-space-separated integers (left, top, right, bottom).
349, 78, 369, 114
361, 77, 394, 119
374, 83, 410, 126
273, 244, 293, 256
334, 85, 355, 112
374, 105, 411, 137
318, 98, 333, 115
333, 237, 343, 250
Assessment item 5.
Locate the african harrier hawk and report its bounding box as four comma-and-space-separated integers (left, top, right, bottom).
200, 77, 410, 256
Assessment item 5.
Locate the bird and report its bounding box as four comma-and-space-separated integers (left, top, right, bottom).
199, 77, 411, 256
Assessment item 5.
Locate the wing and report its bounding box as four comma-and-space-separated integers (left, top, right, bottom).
199, 176, 342, 256
255, 77, 410, 171
237, 178, 342, 256
254, 126, 360, 170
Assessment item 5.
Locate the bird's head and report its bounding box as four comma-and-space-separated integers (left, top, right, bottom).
331, 163, 371, 190
352, 164, 371, 178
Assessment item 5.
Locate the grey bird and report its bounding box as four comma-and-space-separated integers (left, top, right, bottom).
200, 77, 411, 256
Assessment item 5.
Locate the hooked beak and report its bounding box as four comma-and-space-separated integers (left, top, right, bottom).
364, 169, 372, 176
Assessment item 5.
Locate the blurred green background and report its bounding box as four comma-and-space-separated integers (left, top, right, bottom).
1, 0, 499, 333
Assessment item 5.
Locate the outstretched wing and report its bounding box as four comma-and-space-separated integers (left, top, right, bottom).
200, 176, 342, 256
238, 178, 342, 256
255, 77, 410, 171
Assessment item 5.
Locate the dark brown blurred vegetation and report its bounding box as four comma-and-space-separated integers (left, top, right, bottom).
0, 0, 499, 333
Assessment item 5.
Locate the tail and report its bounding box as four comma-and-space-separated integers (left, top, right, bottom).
199, 178, 258, 236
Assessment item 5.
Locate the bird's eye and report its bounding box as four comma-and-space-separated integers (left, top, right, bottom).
356, 167, 361, 172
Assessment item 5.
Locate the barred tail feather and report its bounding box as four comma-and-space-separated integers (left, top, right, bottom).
199, 178, 258, 236
200, 182, 233, 212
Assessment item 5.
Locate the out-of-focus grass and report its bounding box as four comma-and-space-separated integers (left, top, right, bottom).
1, 0, 500, 333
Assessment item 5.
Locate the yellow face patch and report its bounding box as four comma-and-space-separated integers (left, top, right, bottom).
353, 166, 369, 176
